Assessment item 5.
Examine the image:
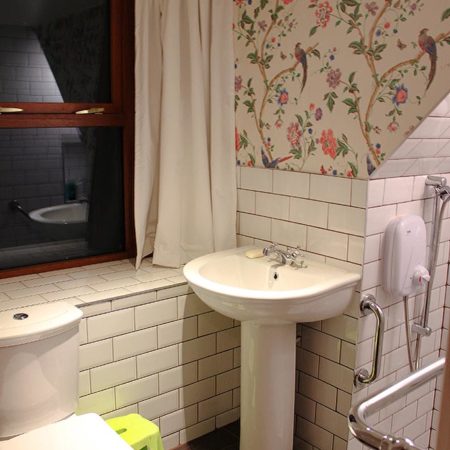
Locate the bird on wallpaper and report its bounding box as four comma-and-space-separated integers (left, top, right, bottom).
418, 28, 437, 91
261, 148, 292, 168
294, 43, 307, 94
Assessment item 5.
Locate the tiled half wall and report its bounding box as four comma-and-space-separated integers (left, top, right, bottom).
77, 286, 241, 450
236, 166, 364, 449
237, 166, 449, 449
350, 175, 450, 450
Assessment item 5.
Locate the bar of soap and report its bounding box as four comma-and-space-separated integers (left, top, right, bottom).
245, 248, 264, 259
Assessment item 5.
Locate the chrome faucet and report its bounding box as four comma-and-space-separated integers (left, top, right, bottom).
262, 243, 305, 267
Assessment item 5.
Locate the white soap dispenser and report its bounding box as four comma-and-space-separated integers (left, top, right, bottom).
382, 214, 430, 298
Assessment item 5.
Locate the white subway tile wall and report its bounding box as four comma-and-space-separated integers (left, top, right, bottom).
237, 163, 449, 450
237, 166, 366, 270
0, 259, 241, 450
350, 173, 450, 450
81, 290, 241, 449
237, 166, 363, 449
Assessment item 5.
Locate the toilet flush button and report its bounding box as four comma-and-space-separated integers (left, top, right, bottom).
13, 312, 29, 320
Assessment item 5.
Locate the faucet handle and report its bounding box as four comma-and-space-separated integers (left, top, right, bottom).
288, 245, 304, 258
262, 242, 278, 256
287, 246, 307, 268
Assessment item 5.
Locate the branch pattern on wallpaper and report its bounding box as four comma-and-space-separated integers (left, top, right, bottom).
234, 0, 450, 178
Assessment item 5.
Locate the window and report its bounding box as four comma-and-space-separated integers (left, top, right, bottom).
0, 0, 134, 276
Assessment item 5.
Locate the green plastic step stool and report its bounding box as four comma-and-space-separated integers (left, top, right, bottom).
106, 413, 164, 450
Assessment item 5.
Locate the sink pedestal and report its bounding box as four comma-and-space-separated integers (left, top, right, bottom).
240, 320, 296, 450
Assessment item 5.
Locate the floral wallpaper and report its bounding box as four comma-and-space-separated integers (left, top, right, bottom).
234, 0, 450, 179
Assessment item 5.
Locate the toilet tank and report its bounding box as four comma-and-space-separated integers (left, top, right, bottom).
0, 302, 83, 439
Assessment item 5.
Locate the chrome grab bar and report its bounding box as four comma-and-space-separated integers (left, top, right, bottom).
354, 294, 385, 387
349, 358, 445, 450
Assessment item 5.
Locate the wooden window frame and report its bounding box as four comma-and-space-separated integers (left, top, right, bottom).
0, 0, 135, 278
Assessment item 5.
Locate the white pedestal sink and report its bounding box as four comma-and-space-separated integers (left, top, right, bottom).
183, 246, 361, 450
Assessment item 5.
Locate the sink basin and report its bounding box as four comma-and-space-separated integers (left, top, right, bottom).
184, 246, 361, 450
183, 245, 361, 323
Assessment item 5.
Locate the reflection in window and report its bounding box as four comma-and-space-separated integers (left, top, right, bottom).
0, 0, 110, 103
0, 127, 124, 269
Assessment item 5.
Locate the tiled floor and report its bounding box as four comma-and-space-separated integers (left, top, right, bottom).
174, 422, 240, 450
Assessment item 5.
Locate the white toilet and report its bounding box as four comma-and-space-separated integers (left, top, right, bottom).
0, 302, 131, 449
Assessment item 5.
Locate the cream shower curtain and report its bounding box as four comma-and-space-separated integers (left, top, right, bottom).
134, 0, 236, 268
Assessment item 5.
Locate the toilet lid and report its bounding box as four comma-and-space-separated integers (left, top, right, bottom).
0, 414, 132, 450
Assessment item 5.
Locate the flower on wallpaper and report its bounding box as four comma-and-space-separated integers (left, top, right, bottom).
314, 107, 323, 121
283, 0, 295, 4
392, 84, 408, 106
326, 68, 341, 89
365, 2, 379, 16
387, 121, 399, 132
287, 122, 302, 146
235, 0, 256, 7
257, 20, 268, 31
314, 2, 333, 28
320, 129, 337, 159
277, 88, 289, 105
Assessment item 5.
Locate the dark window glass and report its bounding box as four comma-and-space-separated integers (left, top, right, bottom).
0, 0, 111, 103
0, 126, 124, 269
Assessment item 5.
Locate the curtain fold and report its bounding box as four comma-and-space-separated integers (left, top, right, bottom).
134, 0, 236, 268
134, 0, 162, 265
